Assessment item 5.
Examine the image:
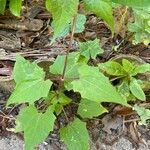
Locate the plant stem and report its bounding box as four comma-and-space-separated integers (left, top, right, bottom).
62, 15, 77, 80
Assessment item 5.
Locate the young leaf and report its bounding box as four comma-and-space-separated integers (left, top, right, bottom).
75, 14, 86, 33
117, 80, 130, 98
49, 92, 72, 115
99, 61, 125, 76
112, 0, 150, 8
46, 0, 79, 41
16, 105, 56, 150
9, 0, 22, 16
78, 99, 107, 119
134, 105, 150, 125
60, 118, 90, 150
122, 59, 135, 75
83, 0, 114, 34
79, 39, 103, 59
7, 55, 52, 105
130, 78, 146, 101
0, 0, 6, 14
50, 52, 80, 78
72, 65, 128, 105
135, 63, 150, 74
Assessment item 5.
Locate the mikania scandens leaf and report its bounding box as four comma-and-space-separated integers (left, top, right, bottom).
9, 0, 22, 16
79, 39, 104, 59
7, 79, 52, 105
15, 105, 56, 150
71, 65, 128, 106
60, 118, 90, 150
13, 55, 45, 83
50, 52, 80, 78
46, 0, 79, 41
78, 99, 107, 119
83, 0, 114, 35
129, 78, 146, 101
7, 55, 52, 105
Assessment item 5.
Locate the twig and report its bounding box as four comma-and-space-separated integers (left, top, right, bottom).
62, 15, 77, 80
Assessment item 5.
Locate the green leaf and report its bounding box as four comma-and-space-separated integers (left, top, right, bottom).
122, 59, 135, 75
130, 78, 146, 101
46, 0, 79, 41
9, 0, 22, 16
75, 14, 86, 33
134, 105, 150, 125
7, 79, 52, 105
99, 61, 125, 76
78, 99, 107, 118
79, 39, 104, 59
50, 92, 72, 115
83, 0, 114, 34
13, 55, 45, 84
135, 63, 150, 74
112, 0, 150, 8
0, 0, 6, 14
117, 80, 130, 98
60, 118, 90, 150
50, 52, 80, 78
16, 105, 56, 150
72, 65, 127, 105
128, 9, 150, 45
7, 55, 52, 105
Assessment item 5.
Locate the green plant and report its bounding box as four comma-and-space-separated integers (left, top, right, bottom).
7, 39, 129, 150
128, 8, 150, 45
99, 59, 150, 101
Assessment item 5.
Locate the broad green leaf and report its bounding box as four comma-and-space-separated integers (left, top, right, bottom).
16, 105, 56, 150
75, 14, 86, 33
130, 78, 146, 101
134, 105, 150, 125
13, 55, 45, 84
9, 0, 22, 16
112, 0, 150, 8
60, 118, 90, 150
7, 55, 52, 105
72, 65, 127, 105
99, 61, 125, 76
7, 79, 52, 105
135, 63, 150, 74
78, 99, 107, 118
122, 59, 135, 75
0, 0, 6, 14
50, 52, 80, 78
79, 39, 104, 59
46, 0, 79, 41
83, 0, 114, 34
